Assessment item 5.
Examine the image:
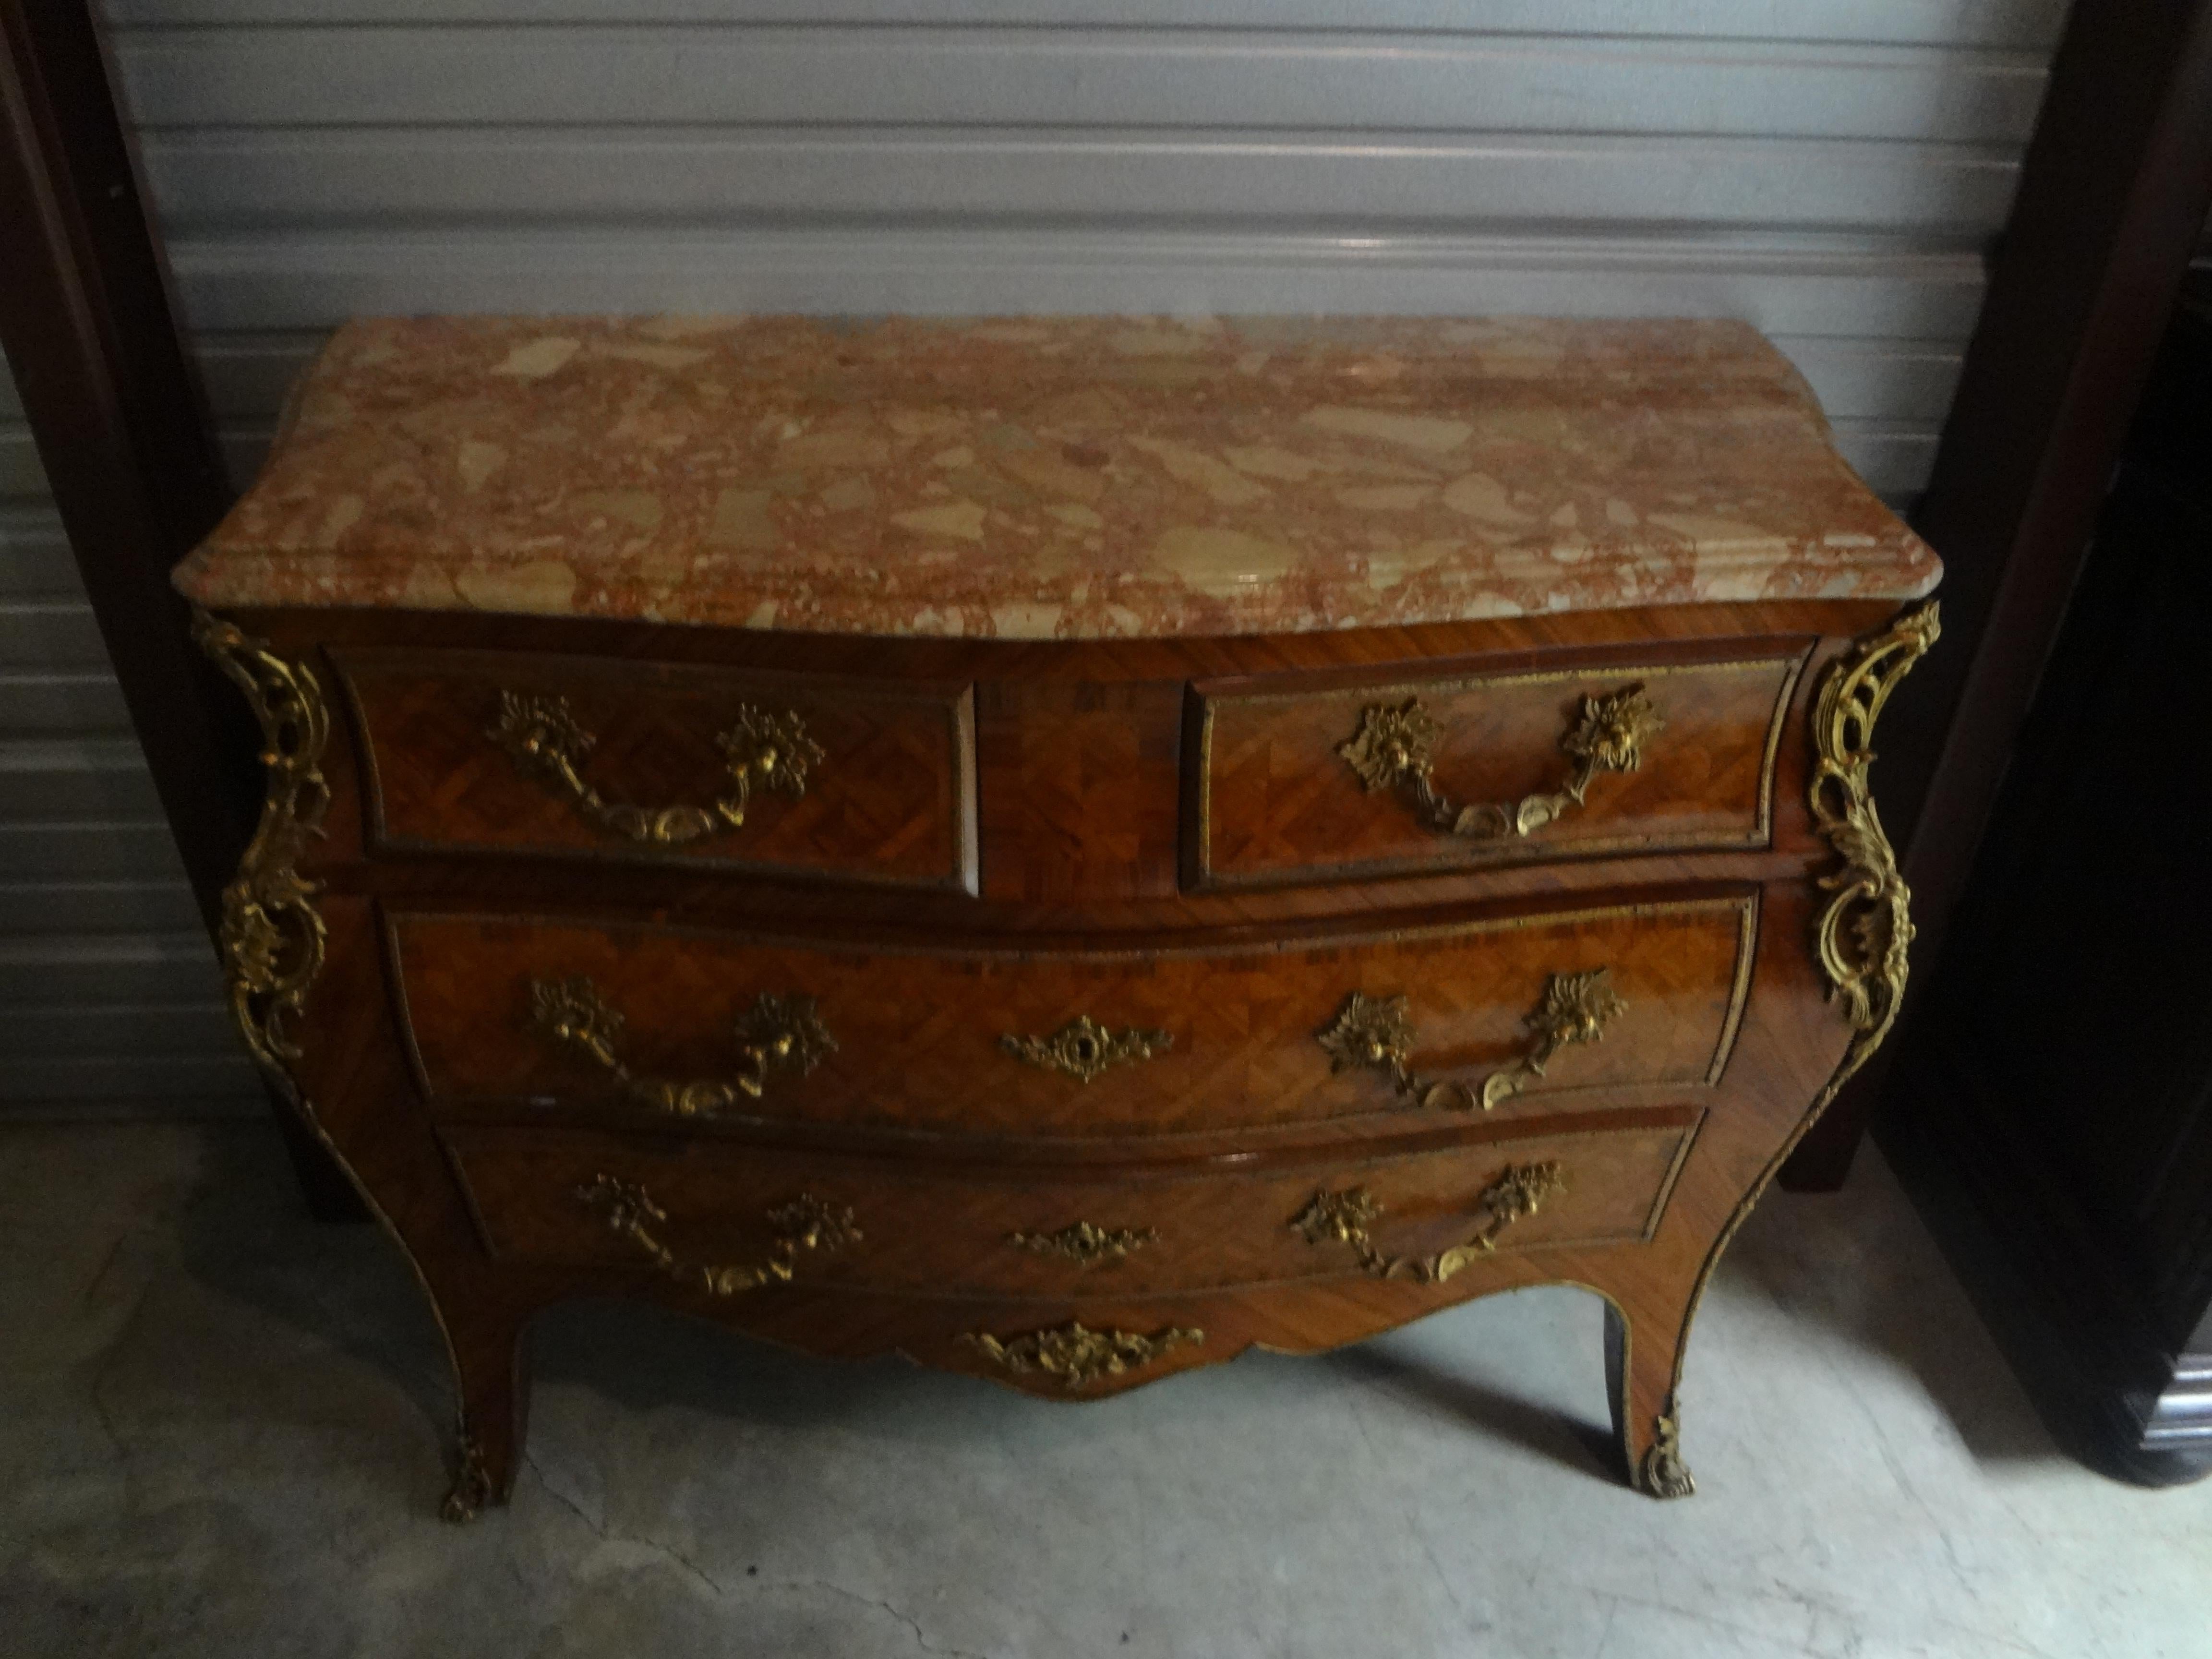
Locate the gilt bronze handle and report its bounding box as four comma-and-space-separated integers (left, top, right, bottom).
1291, 1161, 1567, 1283
577, 1174, 858, 1296
529, 975, 834, 1118
489, 690, 821, 846
1317, 968, 1624, 1112
1338, 683, 1661, 841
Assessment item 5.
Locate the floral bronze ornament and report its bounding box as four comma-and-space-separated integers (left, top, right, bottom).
1807, 602, 1940, 1083
488, 690, 822, 846
1000, 1014, 1172, 1083
960, 1321, 1203, 1390
1316, 991, 1419, 1089
529, 976, 834, 1118
1479, 968, 1628, 1109
1291, 1162, 1568, 1284
1288, 1187, 1384, 1252
1006, 1220, 1161, 1267
1319, 970, 1623, 1113
577, 1174, 859, 1296
1339, 682, 1662, 841
192, 612, 332, 1086
1336, 698, 1440, 793
529, 976, 626, 1071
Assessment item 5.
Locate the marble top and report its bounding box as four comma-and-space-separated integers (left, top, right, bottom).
174, 315, 1940, 639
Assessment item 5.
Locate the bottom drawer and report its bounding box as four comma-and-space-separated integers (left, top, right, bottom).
442, 1112, 1699, 1300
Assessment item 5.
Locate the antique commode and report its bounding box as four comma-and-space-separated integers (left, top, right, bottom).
176, 316, 1940, 1517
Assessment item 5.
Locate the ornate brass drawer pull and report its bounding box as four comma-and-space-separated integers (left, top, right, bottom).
1291, 1161, 1568, 1284
489, 690, 822, 846
961, 1321, 1203, 1389
1319, 968, 1623, 1112
529, 975, 834, 1118
1475, 968, 1628, 1108
577, 1174, 860, 1296
1001, 1015, 1172, 1083
1007, 1221, 1160, 1267
1338, 683, 1661, 841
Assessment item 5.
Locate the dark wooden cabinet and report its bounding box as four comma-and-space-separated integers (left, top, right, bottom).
1882, 281, 2212, 1484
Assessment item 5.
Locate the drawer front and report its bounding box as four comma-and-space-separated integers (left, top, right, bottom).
1188, 647, 1806, 889
392, 896, 1755, 1136
338, 649, 977, 892
440, 1113, 1699, 1299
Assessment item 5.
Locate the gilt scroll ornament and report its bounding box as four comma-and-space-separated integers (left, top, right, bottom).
1623, 603, 1937, 1509
1291, 1162, 1568, 1283
529, 976, 834, 1117
192, 612, 332, 1087
1637, 1400, 1696, 1500
960, 1321, 1203, 1389
440, 1427, 493, 1524
195, 613, 493, 1523
577, 1174, 859, 1296
1007, 1221, 1160, 1266
1000, 1015, 1172, 1083
1339, 683, 1661, 841
1317, 969, 1623, 1113
1807, 602, 1940, 1083
489, 690, 821, 846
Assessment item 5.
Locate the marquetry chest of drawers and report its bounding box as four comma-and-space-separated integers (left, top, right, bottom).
175, 315, 1940, 1517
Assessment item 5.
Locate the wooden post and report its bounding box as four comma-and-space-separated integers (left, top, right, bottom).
1783, 0, 2212, 1190
0, 0, 365, 1220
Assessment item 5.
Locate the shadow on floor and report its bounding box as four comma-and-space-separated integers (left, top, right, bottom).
1323, 1341, 1621, 1482
1738, 1154, 2065, 1470
170, 1118, 452, 1432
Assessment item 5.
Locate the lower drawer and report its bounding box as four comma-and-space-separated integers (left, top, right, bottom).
441, 1111, 1699, 1300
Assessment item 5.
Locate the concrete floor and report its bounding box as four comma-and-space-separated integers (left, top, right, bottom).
3, 1122, 2208, 1659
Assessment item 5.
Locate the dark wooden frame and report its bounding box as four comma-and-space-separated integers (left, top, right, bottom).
0, 0, 246, 900
1878, 331, 2212, 1482
0, 0, 363, 1217
1782, 0, 2212, 1188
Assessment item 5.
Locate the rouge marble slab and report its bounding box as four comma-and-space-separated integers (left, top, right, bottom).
173, 315, 1940, 638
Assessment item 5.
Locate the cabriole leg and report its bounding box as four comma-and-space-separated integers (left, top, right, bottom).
1605, 1301, 1695, 1499
439, 1298, 534, 1523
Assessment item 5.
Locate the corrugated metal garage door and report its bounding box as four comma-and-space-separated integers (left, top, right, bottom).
2, 0, 2057, 1111
0, 358, 253, 1110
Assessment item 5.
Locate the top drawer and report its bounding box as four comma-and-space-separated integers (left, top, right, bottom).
1186, 643, 1806, 890
337, 649, 978, 893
